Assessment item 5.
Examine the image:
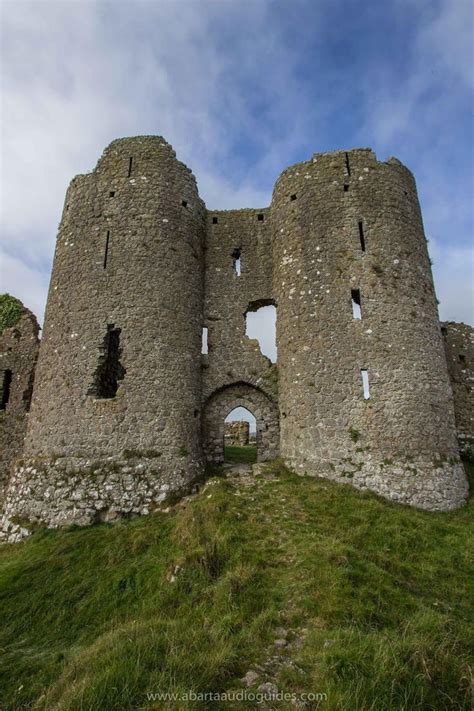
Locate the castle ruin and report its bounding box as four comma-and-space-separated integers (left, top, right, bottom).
1, 136, 472, 541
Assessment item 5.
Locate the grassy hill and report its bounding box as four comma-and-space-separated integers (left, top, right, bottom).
0, 459, 472, 710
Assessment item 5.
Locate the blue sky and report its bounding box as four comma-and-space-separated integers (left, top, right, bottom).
1, 0, 473, 334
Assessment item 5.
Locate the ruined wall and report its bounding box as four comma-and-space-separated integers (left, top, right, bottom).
0, 301, 39, 503
1, 137, 469, 541
272, 149, 467, 510
441, 322, 474, 455
1, 137, 206, 538
224, 421, 250, 446
201, 207, 279, 463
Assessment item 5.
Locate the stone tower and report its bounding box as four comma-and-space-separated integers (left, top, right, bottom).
272, 150, 466, 509
0, 137, 469, 540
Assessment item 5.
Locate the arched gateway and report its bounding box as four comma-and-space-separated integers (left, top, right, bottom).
203, 382, 279, 464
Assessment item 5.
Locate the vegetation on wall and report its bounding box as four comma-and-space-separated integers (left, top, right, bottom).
0, 294, 23, 336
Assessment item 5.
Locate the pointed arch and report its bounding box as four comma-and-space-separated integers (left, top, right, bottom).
203, 381, 279, 463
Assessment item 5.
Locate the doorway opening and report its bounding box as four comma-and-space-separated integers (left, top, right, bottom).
224, 406, 257, 463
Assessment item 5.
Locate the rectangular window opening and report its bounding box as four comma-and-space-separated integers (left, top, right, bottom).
257, 213, 264, 221
109, 191, 115, 197
212, 216, 218, 224
232, 248, 241, 276
290, 194, 297, 201
351, 289, 362, 319
344, 184, 349, 192
202, 327, 208, 354
103, 231, 110, 269
358, 221, 366, 252
361, 369, 370, 399
127, 157, 133, 177
0, 369, 12, 410
345, 152, 351, 176
181, 200, 188, 208
89, 325, 125, 399
459, 354, 466, 363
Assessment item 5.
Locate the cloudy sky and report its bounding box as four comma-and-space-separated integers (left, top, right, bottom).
1, 0, 473, 339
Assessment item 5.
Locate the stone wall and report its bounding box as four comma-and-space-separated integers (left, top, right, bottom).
0, 301, 40, 504
441, 322, 474, 455
224, 421, 250, 446
0, 137, 469, 541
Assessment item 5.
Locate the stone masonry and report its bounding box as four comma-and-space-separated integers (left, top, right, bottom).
224, 421, 250, 446
441, 322, 474, 455
0, 301, 40, 506
0, 136, 470, 541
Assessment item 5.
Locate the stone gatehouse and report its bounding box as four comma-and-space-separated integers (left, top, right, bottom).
1, 135, 472, 541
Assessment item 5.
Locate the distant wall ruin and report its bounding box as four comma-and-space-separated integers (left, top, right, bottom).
0, 299, 40, 504
224, 421, 250, 446
441, 322, 474, 455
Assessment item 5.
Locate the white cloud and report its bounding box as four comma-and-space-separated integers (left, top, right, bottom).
430, 239, 474, 325
0, 247, 49, 323
246, 305, 277, 362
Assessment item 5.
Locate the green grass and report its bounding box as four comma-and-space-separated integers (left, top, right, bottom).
224, 445, 257, 463
0, 461, 472, 710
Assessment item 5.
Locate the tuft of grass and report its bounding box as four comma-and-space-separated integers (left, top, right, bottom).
0, 461, 472, 710
224, 445, 257, 463
349, 427, 361, 443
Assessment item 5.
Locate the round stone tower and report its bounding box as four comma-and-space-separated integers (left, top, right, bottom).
5, 137, 206, 530
271, 148, 467, 510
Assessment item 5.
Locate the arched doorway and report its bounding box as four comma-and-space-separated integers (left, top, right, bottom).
203, 382, 279, 464
224, 406, 257, 463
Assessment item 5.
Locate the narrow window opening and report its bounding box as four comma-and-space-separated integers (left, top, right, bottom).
202, 327, 208, 354
23, 367, 35, 412
345, 152, 351, 176
351, 289, 362, 319
441, 326, 447, 335
212, 216, 218, 224
194, 409, 199, 417
257, 213, 264, 221
103, 231, 110, 269
181, 200, 188, 208
0, 369, 12, 410
245, 300, 277, 362
290, 194, 297, 201
89, 325, 126, 399
232, 248, 241, 276
358, 221, 366, 252
127, 157, 133, 177
459, 354, 466, 363
66, 203, 69, 211
344, 184, 349, 192
361, 369, 370, 399
109, 191, 115, 197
